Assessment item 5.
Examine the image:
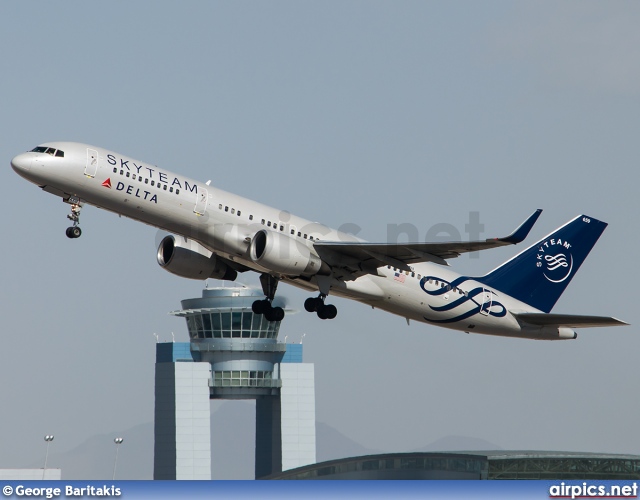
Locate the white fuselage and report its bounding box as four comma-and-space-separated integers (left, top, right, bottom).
12, 142, 560, 340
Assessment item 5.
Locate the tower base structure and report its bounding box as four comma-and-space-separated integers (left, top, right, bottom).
153, 287, 316, 480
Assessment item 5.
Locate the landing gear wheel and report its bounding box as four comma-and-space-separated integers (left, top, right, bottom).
325, 304, 337, 319
263, 306, 285, 322
272, 306, 285, 321
252, 299, 270, 315
317, 305, 329, 320
264, 308, 275, 322
66, 226, 82, 239
304, 297, 322, 312
316, 303, 337, 320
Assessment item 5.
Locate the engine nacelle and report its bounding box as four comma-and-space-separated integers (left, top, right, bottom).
157, 235, 237, 281
249, 229, 326, 276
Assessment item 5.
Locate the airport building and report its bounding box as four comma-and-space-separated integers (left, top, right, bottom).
266, 451, 640, 480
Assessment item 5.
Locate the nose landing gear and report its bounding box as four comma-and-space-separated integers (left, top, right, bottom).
65, 199, 82, 239
65, 225, 82, 239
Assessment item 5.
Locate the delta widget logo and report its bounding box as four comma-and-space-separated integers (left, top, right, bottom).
536, 238, 573, 283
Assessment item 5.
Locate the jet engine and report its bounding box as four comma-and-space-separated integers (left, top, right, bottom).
157, 235, 237, 281
249, 229, 327, 276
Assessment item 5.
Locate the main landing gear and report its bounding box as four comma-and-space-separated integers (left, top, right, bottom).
252, 274, 285, 322
304, 295, 337, 320
252, 273, 338, 322
65, 201, 82, 239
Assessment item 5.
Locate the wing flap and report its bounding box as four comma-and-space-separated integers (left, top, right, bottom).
513, 312, 629, 329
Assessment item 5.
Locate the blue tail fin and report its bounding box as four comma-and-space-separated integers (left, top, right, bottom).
477, 215, 607, 313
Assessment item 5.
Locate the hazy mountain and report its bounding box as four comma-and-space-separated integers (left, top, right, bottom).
19, 402, 381, 479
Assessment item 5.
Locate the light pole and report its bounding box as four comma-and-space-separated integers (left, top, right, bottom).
43, 435, 54, 480
112, 438, 124, 480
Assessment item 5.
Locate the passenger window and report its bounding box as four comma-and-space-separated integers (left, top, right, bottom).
231, 208, 235, 214
151, 180, 155, 186
304, 234, 308, 239
280, 225, 284, 231
267, 221, 272, 227
55, 150, 64, 157
170, 187, 173, 193
176, 189, 179, 195
249, 215, 253, 220
132, 174, 136, 180
225, 206, 229, 212
163, 184, 167, 190
219, 204, 222, 209
411, 272, 415, 278
237, 210, 241, 216
145, 178, 148, 184
261, 219, 265, 225
126, 172, 130, 177
291, 229, 295, 235
297, 231, 301, 237
113, 168, 117, 173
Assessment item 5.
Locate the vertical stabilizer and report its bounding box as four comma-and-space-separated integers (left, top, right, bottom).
477, 215, 607, 313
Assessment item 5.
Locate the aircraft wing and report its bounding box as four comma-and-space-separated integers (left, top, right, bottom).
513, 313, 629, 328
313, 209, 542, 273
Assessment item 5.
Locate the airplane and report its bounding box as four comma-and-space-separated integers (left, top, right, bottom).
11, 142, 627, 340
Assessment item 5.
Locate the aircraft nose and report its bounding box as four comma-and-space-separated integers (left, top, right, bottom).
11, 153, 32, 174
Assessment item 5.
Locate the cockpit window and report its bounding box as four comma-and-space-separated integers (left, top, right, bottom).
30, 146, 64, 157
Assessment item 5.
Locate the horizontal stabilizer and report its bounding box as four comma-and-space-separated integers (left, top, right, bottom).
513, 312, 628, 329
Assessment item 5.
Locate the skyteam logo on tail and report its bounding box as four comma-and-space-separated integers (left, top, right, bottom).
537, 238, 573, 283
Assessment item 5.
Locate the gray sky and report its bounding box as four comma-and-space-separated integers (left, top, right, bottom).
1, 1, 638, 469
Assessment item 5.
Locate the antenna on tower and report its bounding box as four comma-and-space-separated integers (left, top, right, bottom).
153, 333, 159, 343
300, 333, 306, 344
171, 332, 175, 343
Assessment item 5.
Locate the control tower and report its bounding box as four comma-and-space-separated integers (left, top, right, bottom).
153, 286, 316, 480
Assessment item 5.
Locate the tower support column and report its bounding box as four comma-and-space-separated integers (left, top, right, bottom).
153, 343, 211, 480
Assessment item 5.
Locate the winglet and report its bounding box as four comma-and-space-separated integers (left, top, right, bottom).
497, 209, 542, 244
